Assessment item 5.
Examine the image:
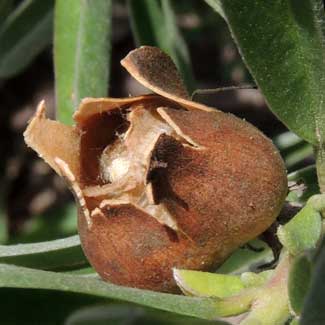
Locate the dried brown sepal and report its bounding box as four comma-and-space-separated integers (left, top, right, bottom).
121, 47, 190, 100
24, 101, 81, 179
121, 46, 213, 112
24, 46, 287, 292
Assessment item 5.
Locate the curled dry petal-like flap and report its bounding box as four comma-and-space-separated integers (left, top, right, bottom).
23, 100, 81, 180
121, 46, 214, 113
121, 46, 189, 100
74, 95, 158, 125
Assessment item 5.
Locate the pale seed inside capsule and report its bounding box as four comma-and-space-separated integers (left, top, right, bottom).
93, 104, 182, 231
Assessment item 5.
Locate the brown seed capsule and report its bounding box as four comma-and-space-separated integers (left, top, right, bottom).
24, 46, 287, 292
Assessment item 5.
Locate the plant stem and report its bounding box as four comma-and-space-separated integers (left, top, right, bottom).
240, 253, 290, 325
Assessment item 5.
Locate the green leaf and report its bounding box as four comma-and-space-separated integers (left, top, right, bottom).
0, 235, 87, 270
0, 0, 14, 26
218, 0, 325, 145
128, 0, 195, 92
315, 145, 325, 194
128, 0, 157, 47
301, 238, 325, 324
0, 212, 7, 244
173, 269, 272, 299
0, 195, 8, 244
173, 269, 245, 298
204, 0, 225, 20
0, 220, 7, 244
274, 131, 305, 152
0, 0, 53, 78
288, 255, 312, 315
288, 165, 317, 184
277, 203, 322, 256
0, 211, 8, 244
216, 240, 273, 274
283, 143, 313, 170
54, 0, 112, 124
273, 132, 313, 170
0, 264, 223, 321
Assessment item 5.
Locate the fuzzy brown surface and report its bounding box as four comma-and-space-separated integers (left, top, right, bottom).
78, 105, 287, 292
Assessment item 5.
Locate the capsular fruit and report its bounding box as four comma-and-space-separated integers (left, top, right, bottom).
24, 46, 287, 292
